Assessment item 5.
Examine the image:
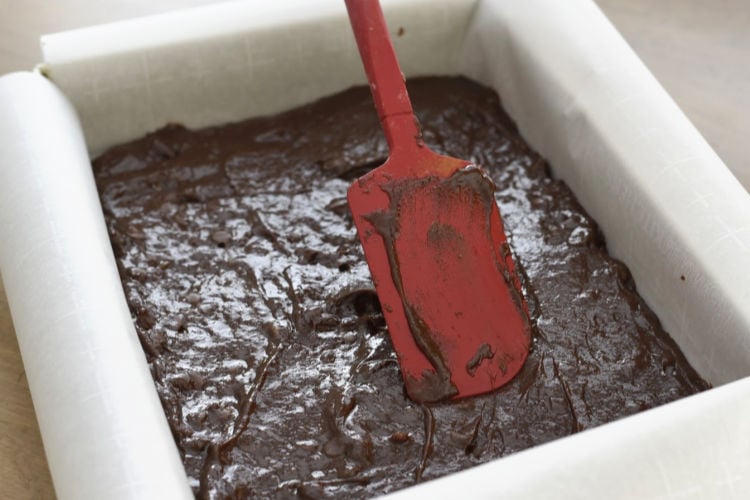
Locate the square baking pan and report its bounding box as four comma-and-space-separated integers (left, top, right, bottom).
0, 0, 748, 498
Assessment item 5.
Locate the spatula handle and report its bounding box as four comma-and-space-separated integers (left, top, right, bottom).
345, 0, 421, 156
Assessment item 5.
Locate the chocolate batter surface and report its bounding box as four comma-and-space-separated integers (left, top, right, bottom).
93, 77, 708, 498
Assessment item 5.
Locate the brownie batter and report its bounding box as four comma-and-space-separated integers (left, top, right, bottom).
93, 77, 708, 499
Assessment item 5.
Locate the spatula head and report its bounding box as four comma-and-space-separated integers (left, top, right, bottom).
349, 150, 532, 403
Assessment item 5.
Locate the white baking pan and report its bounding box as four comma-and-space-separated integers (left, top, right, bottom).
0, 0, 748, 498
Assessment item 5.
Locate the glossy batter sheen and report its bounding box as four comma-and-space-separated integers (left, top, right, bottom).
92, 77, 708, 499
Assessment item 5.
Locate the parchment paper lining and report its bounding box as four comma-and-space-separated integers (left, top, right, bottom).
0, 0, 748, 498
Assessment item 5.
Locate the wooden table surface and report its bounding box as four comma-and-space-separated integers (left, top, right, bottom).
0, 1, 747, 498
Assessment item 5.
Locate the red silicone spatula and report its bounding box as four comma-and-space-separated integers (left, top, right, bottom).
344, 0, 532, 403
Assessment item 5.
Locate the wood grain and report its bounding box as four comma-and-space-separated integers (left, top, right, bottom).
0, 1, 747, 498
0, 277, 54, 499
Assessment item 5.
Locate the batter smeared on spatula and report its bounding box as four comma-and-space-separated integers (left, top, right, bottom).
345, 0, 531, 402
